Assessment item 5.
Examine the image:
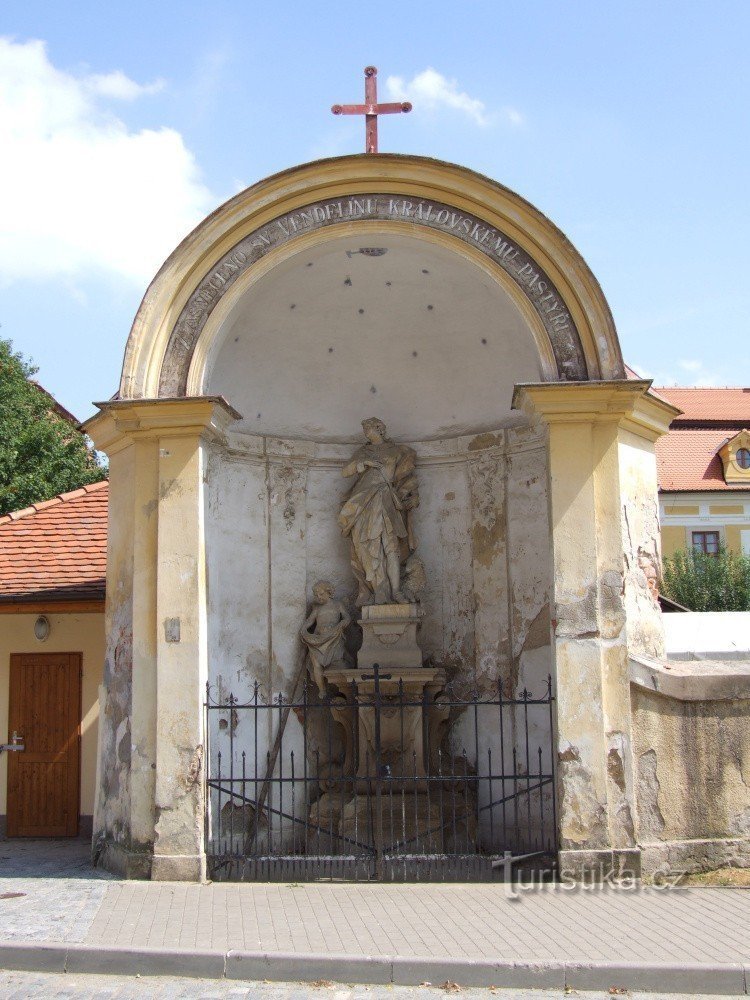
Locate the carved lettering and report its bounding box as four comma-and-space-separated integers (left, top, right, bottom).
161, 192, 589, 395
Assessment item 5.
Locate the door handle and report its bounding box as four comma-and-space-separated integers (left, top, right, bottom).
0, 732, 25, 753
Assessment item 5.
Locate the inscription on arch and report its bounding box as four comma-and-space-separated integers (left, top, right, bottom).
159, 194, 588, 395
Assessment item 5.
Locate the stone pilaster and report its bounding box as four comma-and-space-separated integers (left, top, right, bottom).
84, 397, 239, 881
513, 380, 675, 878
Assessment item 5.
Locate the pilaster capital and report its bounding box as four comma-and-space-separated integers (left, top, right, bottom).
82, 396, 242, 454
512, 380, 680, 441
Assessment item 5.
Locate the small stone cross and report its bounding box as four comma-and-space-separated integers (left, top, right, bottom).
331, 66, 411, 154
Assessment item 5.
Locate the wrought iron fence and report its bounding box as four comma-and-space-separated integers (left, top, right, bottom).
204, 670, 557, 882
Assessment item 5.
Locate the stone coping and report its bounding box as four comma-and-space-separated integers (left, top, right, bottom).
629, 653, 750, 702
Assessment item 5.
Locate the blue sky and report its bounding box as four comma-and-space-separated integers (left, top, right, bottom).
2, 1, 748, 421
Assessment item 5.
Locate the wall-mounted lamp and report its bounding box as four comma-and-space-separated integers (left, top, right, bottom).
34, 615, 50, 642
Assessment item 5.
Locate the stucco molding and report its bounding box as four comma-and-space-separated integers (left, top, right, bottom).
83, 397, 241, 455
117, 155, 624, 400
513, 380, 678, 441
0, 600, 104, 614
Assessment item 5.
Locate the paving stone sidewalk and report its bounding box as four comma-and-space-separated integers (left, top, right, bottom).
1, 840, 749, 994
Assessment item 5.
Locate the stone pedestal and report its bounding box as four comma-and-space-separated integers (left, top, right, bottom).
325, 665, 448, 788
356, 603, 423, 671
312, 602, 471, 856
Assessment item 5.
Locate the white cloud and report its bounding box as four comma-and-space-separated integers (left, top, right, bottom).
85, 70, 165, 101
385, 68, 522, 129
0, 37, 215, 286
386, 68, 484, 126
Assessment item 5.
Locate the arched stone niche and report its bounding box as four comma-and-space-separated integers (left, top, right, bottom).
115, 154, 623, 699
89, 155, 678, 883
120, 154, 624, 403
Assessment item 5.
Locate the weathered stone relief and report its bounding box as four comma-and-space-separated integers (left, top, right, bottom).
505, 434, 552, 698
268, 459, 309, 694
467, 447, 510, 693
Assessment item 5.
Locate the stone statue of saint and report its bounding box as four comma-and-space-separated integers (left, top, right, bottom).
300, 580, 351, 696
338, 417, 419, 606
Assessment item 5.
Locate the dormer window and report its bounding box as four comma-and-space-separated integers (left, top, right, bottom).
718, 429, 750, 484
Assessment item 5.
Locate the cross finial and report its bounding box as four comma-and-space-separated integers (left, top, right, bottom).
332, 66, 411, 154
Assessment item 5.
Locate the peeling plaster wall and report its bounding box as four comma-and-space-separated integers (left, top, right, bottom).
619, 430, 665, 660
94, 444, 136, 873
204, 425, 554, 846
632, 685, 750, 870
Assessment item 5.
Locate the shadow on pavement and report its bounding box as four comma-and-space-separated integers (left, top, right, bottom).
0, 838, 114, 880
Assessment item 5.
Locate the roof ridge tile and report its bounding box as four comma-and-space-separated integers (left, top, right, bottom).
0, 479, 108, 524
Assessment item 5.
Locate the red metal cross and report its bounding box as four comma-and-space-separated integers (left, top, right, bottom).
332, 66, 411, 154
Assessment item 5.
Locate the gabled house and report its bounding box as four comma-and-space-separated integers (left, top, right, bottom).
654, 388, 750, 558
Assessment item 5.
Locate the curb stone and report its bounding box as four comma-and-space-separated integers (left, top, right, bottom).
64, 944, 227, 979
0, 942, 748, 994
0, 943, 67, 974
390, 957, 564, 989
226, 951, 393, 985
565, 961, 747, 995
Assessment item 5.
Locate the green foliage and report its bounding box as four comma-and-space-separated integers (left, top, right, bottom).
0, 338, 106, 516
662, 546, 750, 612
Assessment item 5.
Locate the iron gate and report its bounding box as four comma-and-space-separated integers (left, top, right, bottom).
204, 671, 557, 882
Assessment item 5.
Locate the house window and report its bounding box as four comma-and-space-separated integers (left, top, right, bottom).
692, 530, 720, 555
737, 447, 750, 470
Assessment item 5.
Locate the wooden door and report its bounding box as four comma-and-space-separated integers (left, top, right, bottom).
7, 653, 81, 837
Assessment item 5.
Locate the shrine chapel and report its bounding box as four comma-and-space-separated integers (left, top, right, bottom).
80, 146, 749, 883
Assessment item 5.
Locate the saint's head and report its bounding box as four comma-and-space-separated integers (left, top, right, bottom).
362, 417, 386, 444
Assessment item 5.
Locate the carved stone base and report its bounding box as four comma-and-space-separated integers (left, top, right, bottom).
324, 666, 448, 786
341, 792, 444, 853
307, 787, 479, 857
357, 603, 423, 671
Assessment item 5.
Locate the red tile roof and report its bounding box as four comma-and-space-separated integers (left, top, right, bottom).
653, 387, 750, 492
653, 387, 750, 424
0, 481, 108, 602
656, 429, 749, 493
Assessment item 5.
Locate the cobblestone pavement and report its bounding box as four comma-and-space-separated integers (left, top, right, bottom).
0, 839, 114, 943
0, 973, 745, 1000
